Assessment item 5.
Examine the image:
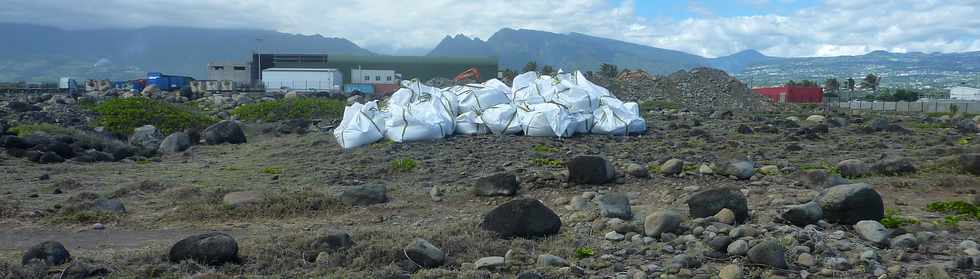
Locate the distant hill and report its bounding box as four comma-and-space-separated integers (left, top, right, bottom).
4, 23, 980, 89
0, 23, 373, 81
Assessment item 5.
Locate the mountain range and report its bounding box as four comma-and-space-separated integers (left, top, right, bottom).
3, 23, 980, 88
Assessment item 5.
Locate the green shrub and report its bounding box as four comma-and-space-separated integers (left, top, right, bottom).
261, 166, 284, 175
390, 159, 417, 173
880, 209, 918, 228
531, 158, 563, 167
531, 145, 559, 153
926, 200, 980, 219
232, 97, 345, 122
574, 247, 594, 259
94, 98, 215, 135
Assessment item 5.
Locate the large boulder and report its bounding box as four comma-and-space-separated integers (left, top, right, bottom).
817, 183, 884, 225
956, 119, 978, 133
837, 159, 870, 178
404, 238, 445, 268
959, 153, 980, 175
597, 193, 632, 220
129, 125, 164, 151
717, 160, 755, 180
480, 198, 561, 238
747, 240, 788, 268
644, 210, 682, 237
169, 232, 239, 265
204, 120, 246, 145
660, 159, 684, 176
871, 158, 916, 176
779, 201, 823, 227
158, 132, 192, 154
338, 185, 388, 206
686, 188, 749, 223
21, 241, 71, 265
0, 135, 34, 149
473, 173, 520, 197
799, 169, 849, 188
38, 152, 65, 164
566, 156, 615, 185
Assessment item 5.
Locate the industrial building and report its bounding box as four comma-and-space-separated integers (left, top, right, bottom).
752, 86, 824, 103
207, 62, 250, 85
949, 86, 980, 101
249, 53, 498, 86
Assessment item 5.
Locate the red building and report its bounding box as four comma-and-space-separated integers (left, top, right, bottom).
752, 86, 824, 103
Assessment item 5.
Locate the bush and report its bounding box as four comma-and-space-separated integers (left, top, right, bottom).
390, 159, 417, 173
94, 98, 215, 135
232, 97, 345, 122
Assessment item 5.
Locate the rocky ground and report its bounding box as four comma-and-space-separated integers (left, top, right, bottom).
2, 79, 980, 278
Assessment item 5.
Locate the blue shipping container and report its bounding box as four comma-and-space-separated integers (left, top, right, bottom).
343, 83, 375, 96
147, 72, 194, 90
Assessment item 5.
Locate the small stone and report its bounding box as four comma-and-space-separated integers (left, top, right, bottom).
537, 254, 569, 267
404, 238, 445, 268
21, 241, 71, 265
93, 223, 105, 230
714, 208, 736, 225
338, 185, 387, 206
719, 264, 743, 279
890, 233, 918, 249
854, 220, 889, 247
598, 192, 633, 220
780, 201, 824, 227
687, 188, 749, 223
626, 163, 649, 178
605, 231, 626, 241
473, 172, 520, 197
727, 239, 749, 255
644, 210, 682, 237
747, 239, 788, 268
797, 253, 816, 267
474, 256, 506, 270
168, 232, 239, 265
567, 156, 615, 185
660, 159, 683, 176
699, 164, 714, 175
960, 240, 978, 250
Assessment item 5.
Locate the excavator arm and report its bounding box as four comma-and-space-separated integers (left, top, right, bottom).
454, 67, 481, 81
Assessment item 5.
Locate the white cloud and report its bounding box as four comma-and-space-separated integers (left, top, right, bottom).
1, 0, 979, 58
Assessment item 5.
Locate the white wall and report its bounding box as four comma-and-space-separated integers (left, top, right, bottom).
262, 69, 341, 92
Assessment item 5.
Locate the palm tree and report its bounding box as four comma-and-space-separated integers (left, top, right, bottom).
599, 63, 619, 78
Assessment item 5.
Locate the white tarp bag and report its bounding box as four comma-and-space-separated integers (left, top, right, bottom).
334, 101, 387, 149
483, 79, 512, 100
591, 97, 646, 135
386, 100, 455, 142
394, 80, 459, 116
454, 84, 510, 114
569, 112, 595, 134
553, 86, 599, 113
480, 104, 524, 135
522, 103, 575, 137
455, 111, 489, 135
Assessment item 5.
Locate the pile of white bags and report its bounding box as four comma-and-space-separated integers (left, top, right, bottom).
334, 70, 646, 148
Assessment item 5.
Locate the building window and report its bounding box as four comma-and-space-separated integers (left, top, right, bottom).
375, 76, 381, 81
211, 66, 224, 70
364, 75, 370, 81
233, 66, 246, 71
386, 76, 392, 81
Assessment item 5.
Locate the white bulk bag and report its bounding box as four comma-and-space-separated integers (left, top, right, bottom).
591, 102, 646, 136
385, 96, 456, 142
569, 112, 595, 134
455, 84, 510, 114
455, 111, 489, 135
334, 101, 387, 149
481, 104, 524, 135
395, 80, 459, 115
483, 79, 512, 100
553, 86, 599, 113
522, 103, 575, 137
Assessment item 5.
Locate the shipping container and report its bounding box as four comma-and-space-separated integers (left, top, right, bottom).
262, 68, 342, 93
344, 83, 375, 96
147, 72, 194, 90
373, 83, 400, 97
752, 86, 824, 103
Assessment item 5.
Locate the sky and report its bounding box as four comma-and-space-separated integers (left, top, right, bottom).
2, 0, 979, 58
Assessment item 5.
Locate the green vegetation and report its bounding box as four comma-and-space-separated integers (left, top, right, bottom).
261, 166, 284, 175
232, 97, 345, 122
574, 247, 595, 259
639, 99, 680, 111
926, 200, 980, 220
390, 159, 417, 173
94, 98, 215, 135
859, 88, 920, 102
599, 63, 619, 79
531, 145, 559, 153
531, 158, 563, 167
48, 210, 121, 224
799, 162, 841, 176
880, 209, 919, 228
959, 137, 973, 146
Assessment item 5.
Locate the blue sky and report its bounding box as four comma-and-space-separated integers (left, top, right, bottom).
2, 0, 979, 58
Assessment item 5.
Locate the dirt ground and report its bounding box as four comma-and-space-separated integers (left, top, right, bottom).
1, 107, 979, 278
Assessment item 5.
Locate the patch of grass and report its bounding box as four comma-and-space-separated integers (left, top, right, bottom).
531, 144, 559, 153
959, 136, 973, 146
390, 159, 417, 173
911, 122, 946, 130
574, 247, 595, 259
171, 189, 344, 221
531, 158, 564, 168
639, 99, 680, 111
232, 97, 345, 122
880, 209, 919, 229
799, 162, 841, 176
926, 200, 980, 219
49, 210, 121, 224
260, 166, 284, 175
0, 199, 19, 219
943, 215, 963, 227
94, 98, 216, 135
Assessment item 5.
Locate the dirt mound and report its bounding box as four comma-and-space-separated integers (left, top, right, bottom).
597, 67, 772, 112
